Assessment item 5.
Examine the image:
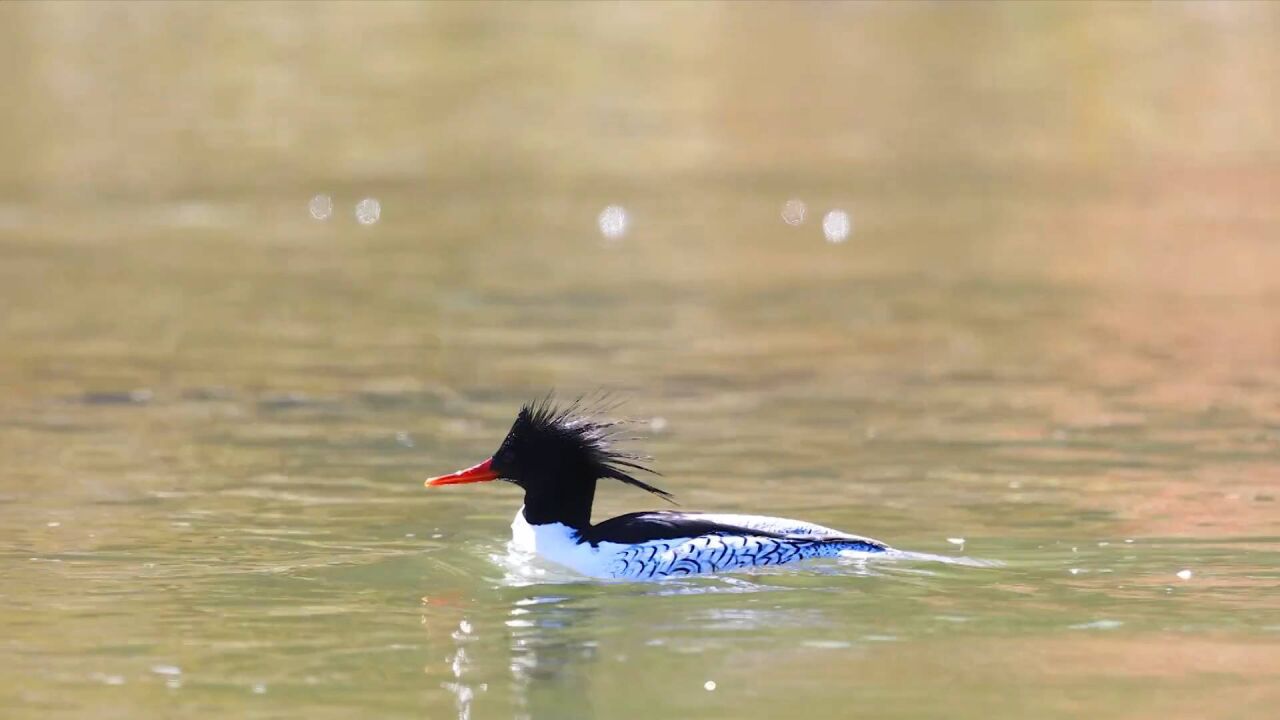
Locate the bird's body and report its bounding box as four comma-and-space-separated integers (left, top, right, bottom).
510, 507, 885, 580
425, 398, 893, 581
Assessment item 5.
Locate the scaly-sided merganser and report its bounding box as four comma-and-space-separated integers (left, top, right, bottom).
425, 398, 890, 580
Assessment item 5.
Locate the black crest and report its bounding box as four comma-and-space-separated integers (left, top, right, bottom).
495, 394, 673, 502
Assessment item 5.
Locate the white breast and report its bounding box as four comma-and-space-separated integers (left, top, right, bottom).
510, 508, 709, 579
510, 507, 615, 577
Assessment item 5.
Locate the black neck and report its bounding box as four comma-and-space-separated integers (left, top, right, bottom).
522, 478, 597, 529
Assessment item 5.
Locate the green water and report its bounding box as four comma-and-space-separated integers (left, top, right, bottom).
2, 3, 1279, 718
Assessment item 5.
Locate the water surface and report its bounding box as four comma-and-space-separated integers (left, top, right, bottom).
2, 3, 1279, 719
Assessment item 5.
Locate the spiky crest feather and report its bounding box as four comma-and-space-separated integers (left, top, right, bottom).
513, 393, 673, 502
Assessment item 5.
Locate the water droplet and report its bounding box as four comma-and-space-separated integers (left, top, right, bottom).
822, 209, 852, 243
597, 205, 628, 241
703, 680, 717, 691
1176, 569, 1193, 580
355, 198, 381, 225
308, 194, 333, 221
781, 199, 807, 226
1069, 568, 1082, 575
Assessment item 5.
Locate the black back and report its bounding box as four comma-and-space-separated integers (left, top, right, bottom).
579, 511, 886, 549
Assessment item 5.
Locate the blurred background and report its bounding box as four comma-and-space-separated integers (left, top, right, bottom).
2, 2, 1278, 719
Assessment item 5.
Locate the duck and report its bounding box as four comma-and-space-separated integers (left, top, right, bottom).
425, 398, 890, 580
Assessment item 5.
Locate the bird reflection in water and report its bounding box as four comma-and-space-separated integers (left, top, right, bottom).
420, 591, 488, 720
420, 589, 600, 720
506, 594, 600, 720
441, 616, 483, 720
